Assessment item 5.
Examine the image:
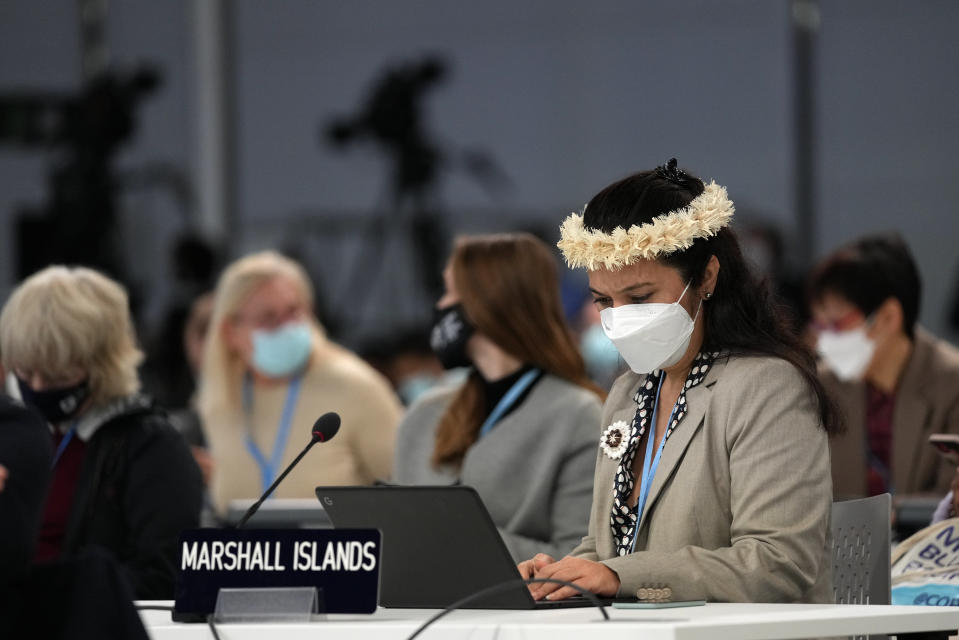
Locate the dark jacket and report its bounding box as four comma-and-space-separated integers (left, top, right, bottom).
0, 396, 52, 585
60, 395, 203, 599
4, 548, 150, 640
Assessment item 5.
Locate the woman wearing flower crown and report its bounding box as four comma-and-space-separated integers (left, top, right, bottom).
518, 159, 840, 603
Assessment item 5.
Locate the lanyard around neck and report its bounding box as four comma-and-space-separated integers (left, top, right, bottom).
632, 375, 678, 552
478, 368, 540, 439
242, 373, 304, 493
51, 422, 80, 469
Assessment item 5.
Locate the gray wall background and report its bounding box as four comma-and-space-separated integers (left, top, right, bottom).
1, 1, 957, 344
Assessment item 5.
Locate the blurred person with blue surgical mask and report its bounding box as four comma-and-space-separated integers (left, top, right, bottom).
197, 251, 402, 516
576, 299, 625, 390
358, 328, 466, 407
808, 234, 959, 500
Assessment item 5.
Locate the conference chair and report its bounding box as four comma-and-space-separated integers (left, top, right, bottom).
831, 493, 892, 606
832, 494, 891, 640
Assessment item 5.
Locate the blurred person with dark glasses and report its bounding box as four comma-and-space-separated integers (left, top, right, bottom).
808, 234, 959, 499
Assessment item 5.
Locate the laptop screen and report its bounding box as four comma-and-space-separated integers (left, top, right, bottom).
316, 485, 535, 609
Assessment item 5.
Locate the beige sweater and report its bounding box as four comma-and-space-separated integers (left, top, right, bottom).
204, 339, 403, 514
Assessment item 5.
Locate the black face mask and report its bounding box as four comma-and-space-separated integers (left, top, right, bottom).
16, 377, 90, 424
430, 304, 475, 370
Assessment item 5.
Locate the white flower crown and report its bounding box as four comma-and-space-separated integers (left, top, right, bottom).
557, 181, 735, 270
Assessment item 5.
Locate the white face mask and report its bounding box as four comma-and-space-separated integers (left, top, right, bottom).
817, 327, 876, 381
600, 283, 700, 374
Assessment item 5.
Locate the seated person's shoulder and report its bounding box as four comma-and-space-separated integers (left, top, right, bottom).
529, 376, 604, 441
404, 381, 461, 416
0, 396, 46, 436
916, 331, 959, 417
133, 409, 184, 440
922, 328, 959, 380
605, 369, 644, 406
0, 395, 52, 473
538, 374, 602, 412
710, 356, 825, 442
97, 400, 192, 458
313, 341, 396, 395
714, 353, 807, 395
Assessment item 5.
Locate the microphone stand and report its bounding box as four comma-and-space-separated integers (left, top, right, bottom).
235, 439, 318, 529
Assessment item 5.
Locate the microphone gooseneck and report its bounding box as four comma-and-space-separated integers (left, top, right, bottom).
235, 412, 341, 529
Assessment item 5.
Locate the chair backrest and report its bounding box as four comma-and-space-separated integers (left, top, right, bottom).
831, 493, 891, 605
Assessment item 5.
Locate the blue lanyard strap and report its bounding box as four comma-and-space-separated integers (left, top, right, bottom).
478, 369, 540, 438
51, 422, 79, 469
243, 374, 304, 493
632, 375, 678, 552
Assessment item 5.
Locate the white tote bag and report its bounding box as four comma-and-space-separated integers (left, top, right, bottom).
891, 518, 959, 606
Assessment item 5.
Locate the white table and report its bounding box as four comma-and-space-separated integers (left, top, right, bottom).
138, 601, 959, 639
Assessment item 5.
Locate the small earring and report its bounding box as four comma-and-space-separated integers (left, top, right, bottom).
704, 291, 713, 300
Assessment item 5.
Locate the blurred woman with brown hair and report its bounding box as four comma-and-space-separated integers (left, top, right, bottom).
393, 233, 605, 562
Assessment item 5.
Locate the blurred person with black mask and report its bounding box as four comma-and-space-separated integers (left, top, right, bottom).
0, 266, 202, 599
0, 403, 149, 639
809, 234, 959, 499
393, 233, 605, 562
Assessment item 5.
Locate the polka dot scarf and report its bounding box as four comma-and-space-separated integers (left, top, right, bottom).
610, 351, 717, 556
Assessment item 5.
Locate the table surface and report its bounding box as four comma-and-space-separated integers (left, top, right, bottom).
138, 600, 959, 640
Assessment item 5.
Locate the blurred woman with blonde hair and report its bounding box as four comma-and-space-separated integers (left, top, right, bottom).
0, 266, 202, 599
198, 251, 402, 515
393, 233, 605, 561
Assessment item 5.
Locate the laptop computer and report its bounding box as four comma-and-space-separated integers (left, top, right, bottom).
315, 485, 608, 609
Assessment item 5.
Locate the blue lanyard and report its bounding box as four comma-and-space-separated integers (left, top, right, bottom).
243, 374, 304, 493
51, 422, 79, 469
632, 375, 678, 552
478, 369, 540, 438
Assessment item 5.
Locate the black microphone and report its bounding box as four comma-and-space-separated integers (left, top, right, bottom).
235, 412, 341, 529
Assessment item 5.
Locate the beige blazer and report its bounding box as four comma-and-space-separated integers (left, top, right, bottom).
569, 355, 833, 603
826, 327, 959, 499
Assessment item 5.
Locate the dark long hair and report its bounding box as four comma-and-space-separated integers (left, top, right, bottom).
432, 233, 605, 467
584, 162, 841, 435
